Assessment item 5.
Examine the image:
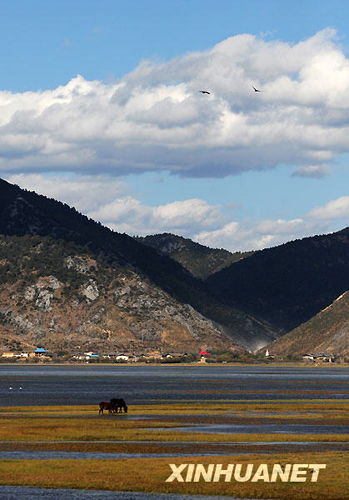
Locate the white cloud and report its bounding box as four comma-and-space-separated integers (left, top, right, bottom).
308, 196, 349, 220
194, 197, 349, 251
193, 218, 319, 251
6, 173, 127, 213
90, 197, 224, 236
1, 29, 349, 177
153, 199, 222, 228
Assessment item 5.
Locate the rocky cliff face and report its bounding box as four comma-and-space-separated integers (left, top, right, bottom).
0, 178, 275, 352
0, 235, 243, 354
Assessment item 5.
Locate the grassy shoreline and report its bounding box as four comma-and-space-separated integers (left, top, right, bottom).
0, 399, 348, 498
0, 452, 348, 499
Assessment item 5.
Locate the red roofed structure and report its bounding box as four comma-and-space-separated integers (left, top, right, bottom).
199, 351, 211, 356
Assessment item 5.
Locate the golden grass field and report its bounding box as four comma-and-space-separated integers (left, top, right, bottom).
0, 399, 348, 499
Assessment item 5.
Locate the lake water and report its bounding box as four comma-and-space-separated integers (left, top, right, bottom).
1, 364, 348, 406
0, 486, 258, 500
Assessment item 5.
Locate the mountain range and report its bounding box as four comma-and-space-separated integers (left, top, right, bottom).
0, 177, 348, 357
0, 178, 269, 353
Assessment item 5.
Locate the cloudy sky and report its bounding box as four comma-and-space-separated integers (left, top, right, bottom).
2, 0, 349, 251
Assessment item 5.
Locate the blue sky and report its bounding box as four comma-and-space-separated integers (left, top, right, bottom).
2, 0, 349, 91
2, 0, 349, 250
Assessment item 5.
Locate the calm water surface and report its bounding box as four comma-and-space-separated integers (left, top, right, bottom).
1, 365, 348, 406
0, 486, 258, 500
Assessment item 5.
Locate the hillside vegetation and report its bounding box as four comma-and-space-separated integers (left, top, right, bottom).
207, 228, 349, 334
137, 233, 253, 279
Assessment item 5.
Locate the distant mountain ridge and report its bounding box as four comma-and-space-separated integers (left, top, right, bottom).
207, 228, 349, 335
136, 233, 254, 279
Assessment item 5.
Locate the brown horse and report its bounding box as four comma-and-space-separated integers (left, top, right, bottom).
98, 401, 116, 415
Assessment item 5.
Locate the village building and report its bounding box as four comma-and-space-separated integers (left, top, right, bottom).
34, 348, 47, 356
1, 351, 30, 359
199, 350, 211, 363
1, 352, 22, 358
302, 353, 335, 362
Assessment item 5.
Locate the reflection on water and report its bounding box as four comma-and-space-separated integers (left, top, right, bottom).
1, 365, 348, 406
0, 486, 257, 500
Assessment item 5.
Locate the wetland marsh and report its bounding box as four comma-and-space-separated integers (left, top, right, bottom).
0, 365, 348, 499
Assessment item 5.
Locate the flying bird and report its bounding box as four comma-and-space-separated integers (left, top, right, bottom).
199, 90, 210, 94
252, 86, 261, 93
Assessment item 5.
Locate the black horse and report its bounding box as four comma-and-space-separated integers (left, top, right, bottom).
110, 398, 128, 413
